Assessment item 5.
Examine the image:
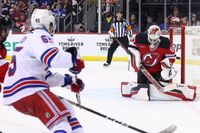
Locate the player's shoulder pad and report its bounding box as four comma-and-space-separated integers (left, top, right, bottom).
159, 36, 170, 49
135, 32, 148, 45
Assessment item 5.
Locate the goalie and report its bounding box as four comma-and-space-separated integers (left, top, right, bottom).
121, 25, 196, 101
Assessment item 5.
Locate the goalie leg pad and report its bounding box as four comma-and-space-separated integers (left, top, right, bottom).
150, 83, 197, 101
163, 84, 196, 101
121, 82, 150, 101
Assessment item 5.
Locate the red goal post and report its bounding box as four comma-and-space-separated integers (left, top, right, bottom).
169, 26, 200, 87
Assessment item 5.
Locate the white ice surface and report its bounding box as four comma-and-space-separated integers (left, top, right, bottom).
1, 61, 200, 133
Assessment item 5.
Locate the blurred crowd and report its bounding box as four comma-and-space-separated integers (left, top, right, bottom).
0, 0, 83, 32
101, 5, 200, 33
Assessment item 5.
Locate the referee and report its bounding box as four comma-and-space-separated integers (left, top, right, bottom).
103, 10, 132, 67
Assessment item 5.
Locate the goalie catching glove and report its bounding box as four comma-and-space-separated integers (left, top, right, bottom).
62, 74, 85, 93
65, 47, 85, 74
161, 58, 177, 81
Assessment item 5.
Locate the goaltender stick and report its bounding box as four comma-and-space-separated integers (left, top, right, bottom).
121, 25, 196, 101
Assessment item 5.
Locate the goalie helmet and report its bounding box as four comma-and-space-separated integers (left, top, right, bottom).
31, 9, 55, 34
147, 25, 161, 50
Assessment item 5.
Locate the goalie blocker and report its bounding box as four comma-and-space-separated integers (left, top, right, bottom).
121, 82, 196, 101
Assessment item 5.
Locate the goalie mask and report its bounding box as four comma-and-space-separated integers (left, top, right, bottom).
31, 9, 56, 34
147, 25, 161, 50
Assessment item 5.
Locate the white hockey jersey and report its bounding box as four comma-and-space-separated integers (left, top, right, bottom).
3, 29, 73, 105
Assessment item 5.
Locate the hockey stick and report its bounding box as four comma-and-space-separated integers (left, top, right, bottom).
113, 37, 164, 91
139, 64, 164, 91
74, 74, 81, 107
59, 96, 177, 133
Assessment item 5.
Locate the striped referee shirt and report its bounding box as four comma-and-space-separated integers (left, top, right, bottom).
109, 19, 132, 38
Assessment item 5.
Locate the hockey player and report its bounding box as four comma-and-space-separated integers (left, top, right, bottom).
121, 25, 196, 101
3, 9, 85, 133
0, 27, 9, 92
129, 25, 177, 84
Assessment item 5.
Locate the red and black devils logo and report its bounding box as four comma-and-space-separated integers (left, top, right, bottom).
142, 53, 159, 67
150, 27, 159, 34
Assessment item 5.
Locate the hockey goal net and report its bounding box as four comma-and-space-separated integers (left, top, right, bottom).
169, 26, 200, 89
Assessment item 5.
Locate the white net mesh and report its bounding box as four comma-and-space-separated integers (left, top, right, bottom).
184, 26, 200, 89
171, 26, 200, 91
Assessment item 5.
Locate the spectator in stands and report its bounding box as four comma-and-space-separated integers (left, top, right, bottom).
2, 0, 11, 16
72, 0, 78, 10
74, 21, 85, 32
146, 16, 156, 31
103, 0, 115, 15
9, 4, 20, 27
106, 0, 116, 4
52, 1, 67, 17
51, 1, 57, 10
191, 13, 200, 26
41, 0, 52, 6
31, 0, 51, 7
52, 1, 67, 32
1, 0, 12, 29
168, 6, 181, 27
40, 0, 52, 9
31, 0, 40, 5
129, 14, 138, 33
30, 2, 39, 14
63, 0, 76, 16
181, 16, 188, 26
31, 0, 39, 8
20, 18, 32, 33
15, 13, 26, 31
102, 12, 113, 33
159, 18, 169, 31
46, 5, 52, 11
17, 0, 28, 13
0, 15, 12, 29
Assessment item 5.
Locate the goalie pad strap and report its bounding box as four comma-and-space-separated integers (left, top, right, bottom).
164, 85, 196, 101
121, 82, 150, 101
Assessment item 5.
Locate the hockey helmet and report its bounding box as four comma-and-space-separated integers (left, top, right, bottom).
147, 25, 161, 46
31, 9, 55, 34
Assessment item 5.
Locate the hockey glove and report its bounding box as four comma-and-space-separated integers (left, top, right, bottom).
62, 74, 84, 93
69, 59, 85, 74
161, 58, 177, 81
71, 78, 85, 93
65, 47, 85, 74
62, 74, 73, 87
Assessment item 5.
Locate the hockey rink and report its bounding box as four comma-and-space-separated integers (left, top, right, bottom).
0, 61, 200, 133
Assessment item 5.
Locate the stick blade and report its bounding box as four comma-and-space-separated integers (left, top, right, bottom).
158, 125, 177, 133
